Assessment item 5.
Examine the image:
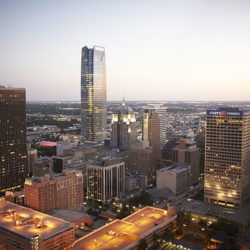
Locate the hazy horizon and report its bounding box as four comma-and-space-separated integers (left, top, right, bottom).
1, 0, 250, 102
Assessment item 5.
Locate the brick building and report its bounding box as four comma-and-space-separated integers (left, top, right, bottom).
24, 170, 84, 212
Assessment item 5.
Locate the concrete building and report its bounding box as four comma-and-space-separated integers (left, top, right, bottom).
73, 206, 177, 250
0, 200, 74, 250
5, 190, 24, 205
0, 86, 28, 193
128, 140, 155, 186
147, 104, 167, 147
142, 109, 161, 160
33, 157, 53, 177
27, 148, 37, 176
157, 163, 190, 194
86, 160, 125, 202
204, 109, 250, 208
81, 46, 107, 142
56, 140, 71, 156
110, 99, 137, 151
24, 170, 84, 212
125, 173, 146, 193
173, 139, 200, 185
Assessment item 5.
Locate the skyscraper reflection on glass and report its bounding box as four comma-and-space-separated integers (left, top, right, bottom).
81, 46, 107, 142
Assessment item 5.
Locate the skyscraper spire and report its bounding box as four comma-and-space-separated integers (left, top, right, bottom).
122, 97, 125, 107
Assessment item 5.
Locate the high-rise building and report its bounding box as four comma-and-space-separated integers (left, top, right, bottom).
24, 170, 84, 212
27, 148, 37, 176
81, 46, 107, 142
142, 109, 161, 159
86, 160, 125, 202
0, 86, 28, 193
173, 139, 200, 185
147, 104, 167, 147
110, 99, 137, 151
0, 200, 74, 250
204, 109, 250, 208
128, 140, 154, 186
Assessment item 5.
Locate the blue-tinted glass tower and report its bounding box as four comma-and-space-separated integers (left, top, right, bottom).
81, 46, 107, 142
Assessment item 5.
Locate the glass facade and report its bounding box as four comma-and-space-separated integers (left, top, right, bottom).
81, 46, 107, 142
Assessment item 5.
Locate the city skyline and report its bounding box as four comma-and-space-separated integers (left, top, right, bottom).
1, 0, 250, 102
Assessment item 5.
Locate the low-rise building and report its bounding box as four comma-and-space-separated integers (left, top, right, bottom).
125, 173, 146, 193
48, 209, 93, 230
73, 206, 177, 250
157, 163, 190, 194
4, 190, 24, 205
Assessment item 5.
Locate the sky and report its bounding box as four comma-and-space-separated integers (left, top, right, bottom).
0, 0, 250, 102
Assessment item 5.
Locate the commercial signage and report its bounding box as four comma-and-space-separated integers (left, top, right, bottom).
207, 110, 243, 117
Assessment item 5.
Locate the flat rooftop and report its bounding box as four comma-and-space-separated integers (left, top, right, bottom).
176, 199, 250, 226
48, 209, 89, 223
73, 206, 176, 250
0, 200, 74, 241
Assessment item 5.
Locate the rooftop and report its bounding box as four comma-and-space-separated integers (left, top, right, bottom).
0, 200, 74, 240
48, 209, 89, 223
158, 163, 189, 174
73, 206, 176, 250
176, 199, 250, 226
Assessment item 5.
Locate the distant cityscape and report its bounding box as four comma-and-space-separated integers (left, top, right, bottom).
0, 44, 250, 250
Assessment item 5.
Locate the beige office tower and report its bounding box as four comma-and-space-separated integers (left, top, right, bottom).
204, 109, 250, 208
173, 139, 200, 185
142, 109, 161, 160
147, 104, 167, 147
110, 99, 137, 151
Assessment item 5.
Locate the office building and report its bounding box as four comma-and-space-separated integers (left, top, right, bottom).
81, 45, 107, 142
173, 139, 200, 185
0, 200, 74, 250
86, 161, 125, 202
142, 109, 161, 160
27, 148, 37, 176
73, 206, 177, 250
33, 157, 53, 177
125, 173, 146, 193
156, 163, 190, 194
147, 104, 167, 147
56, 140, 71, 156
204, 109, 250, 208
24, 170, 84, 212
4, 190, 24, 205
110, 99, 137, 151
0, 86, 28, 193
128, 141, 155, 186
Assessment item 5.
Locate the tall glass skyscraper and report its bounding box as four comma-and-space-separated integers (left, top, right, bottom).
81, 46, 107, 142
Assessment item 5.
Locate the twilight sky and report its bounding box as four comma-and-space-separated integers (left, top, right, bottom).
0, 0, 250, 101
